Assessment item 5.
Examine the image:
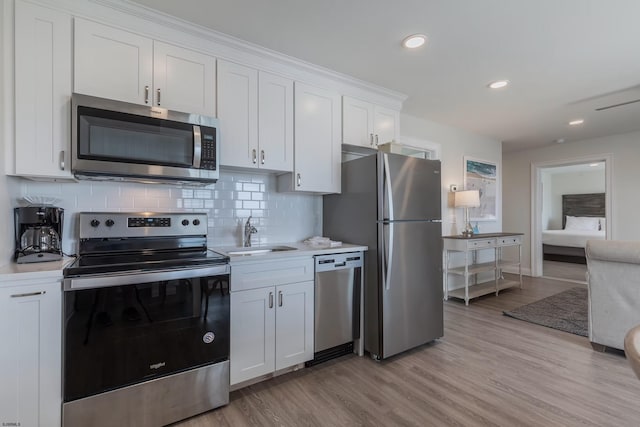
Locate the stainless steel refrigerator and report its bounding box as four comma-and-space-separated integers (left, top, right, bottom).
323, 151, 443, 360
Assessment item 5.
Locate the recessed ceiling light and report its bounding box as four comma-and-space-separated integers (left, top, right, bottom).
569, 119, 584, 126
402, 34, 427, 49
589, 163, 600, 167
555, 138, 566, 144
488, 80, 509, 89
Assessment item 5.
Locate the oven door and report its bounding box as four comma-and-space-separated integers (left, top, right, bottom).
63, 265, 229, 402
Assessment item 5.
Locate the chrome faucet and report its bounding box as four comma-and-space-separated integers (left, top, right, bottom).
244, 216, 258, 247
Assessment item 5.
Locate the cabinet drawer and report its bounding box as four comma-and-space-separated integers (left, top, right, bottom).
231, 257, 314, 292
467, 239, 495, 250
498, 236, 522, 246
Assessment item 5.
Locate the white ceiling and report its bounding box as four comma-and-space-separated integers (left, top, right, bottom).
130, 0, 640, 152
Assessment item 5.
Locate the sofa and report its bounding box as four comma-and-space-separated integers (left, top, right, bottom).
586, 240, 640, 351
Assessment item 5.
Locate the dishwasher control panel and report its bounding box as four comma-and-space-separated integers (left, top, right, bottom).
315, 252, 363, 272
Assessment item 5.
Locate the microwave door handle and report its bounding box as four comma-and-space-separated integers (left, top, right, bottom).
193, 125, 202, 168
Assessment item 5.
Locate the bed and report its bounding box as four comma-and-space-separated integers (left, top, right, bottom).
542, 193, 606, 264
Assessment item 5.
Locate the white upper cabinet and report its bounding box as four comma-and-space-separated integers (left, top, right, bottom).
373, 105, 400, 146
218, 61, 293, 172
342, 96, 374, 147
153, 41, 216, 116
74, 19, 216, 116
342, 96, 400, 148
258, 72, 294, 172
217, 60, 259, 168
13, 0, 72, 179
278, 82, 341, 193
74, 18, 153, 105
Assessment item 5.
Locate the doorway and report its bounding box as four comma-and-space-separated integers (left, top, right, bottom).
531, 155, 612, 282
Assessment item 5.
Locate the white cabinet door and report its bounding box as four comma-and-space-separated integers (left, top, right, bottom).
217, 60, 258, 169
74, 18, 153, 105
230, 287, 275, 385
153, 41, 216, 116
275, 281, 314, 370
374, 106, 400, 146
0, 281, 62, 427
258, 72, 294, 172
293, 82, 341, 193
14, 0, 72, 178
342, 96, 374, 148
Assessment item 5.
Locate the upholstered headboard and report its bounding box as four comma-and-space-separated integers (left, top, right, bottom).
562, 193, 606, 228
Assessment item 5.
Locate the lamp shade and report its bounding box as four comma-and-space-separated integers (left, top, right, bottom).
454, 190, 480, 208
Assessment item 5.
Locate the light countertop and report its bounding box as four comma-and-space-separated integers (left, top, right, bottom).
212, 242, 368, 263
0, 257, 74, 285
0, 242, 368, 282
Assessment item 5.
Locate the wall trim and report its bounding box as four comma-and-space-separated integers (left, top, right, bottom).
530, 154, 613, 277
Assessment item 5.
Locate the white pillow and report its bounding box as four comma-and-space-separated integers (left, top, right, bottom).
565, 215, 599, 231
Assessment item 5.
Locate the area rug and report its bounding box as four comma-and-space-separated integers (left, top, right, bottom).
503, 287, 588, 337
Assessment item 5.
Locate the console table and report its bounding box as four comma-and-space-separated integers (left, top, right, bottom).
442, 233, 523, 305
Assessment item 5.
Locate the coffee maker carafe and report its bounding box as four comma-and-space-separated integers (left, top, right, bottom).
14, 206, 64, 263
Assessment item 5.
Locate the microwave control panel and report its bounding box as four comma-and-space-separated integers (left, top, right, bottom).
200, 128, 217, 170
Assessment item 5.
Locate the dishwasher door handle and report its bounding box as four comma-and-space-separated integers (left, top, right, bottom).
334, 262, 346, 267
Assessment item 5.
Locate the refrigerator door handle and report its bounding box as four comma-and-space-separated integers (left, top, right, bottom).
382, 154, 395, 290
383, 153, 395, 221
385, 222, 394, 291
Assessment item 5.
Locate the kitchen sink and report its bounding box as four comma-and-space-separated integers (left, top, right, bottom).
227, 245, 298, 256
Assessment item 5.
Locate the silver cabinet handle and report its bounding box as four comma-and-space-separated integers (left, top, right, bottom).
375, 134, 379, 146
269, 292, 274, 309
278, 291, 283, 307
59, 151, 65, 171
252, 149, 257, 164
156, 88, 161, 106
144, 86, 149, 104
296, 173, 301, 187
370, 133, 374, 146
11, 291, 46, 298
261, 150, 265, 165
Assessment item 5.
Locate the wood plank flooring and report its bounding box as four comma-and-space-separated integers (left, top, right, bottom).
543, 260, 588, 283
174, 275, 640, 427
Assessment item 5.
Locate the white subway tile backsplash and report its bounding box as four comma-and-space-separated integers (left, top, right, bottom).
13, 170, 322, 253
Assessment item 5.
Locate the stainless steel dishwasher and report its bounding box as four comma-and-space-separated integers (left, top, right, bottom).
308, 251, 363, 365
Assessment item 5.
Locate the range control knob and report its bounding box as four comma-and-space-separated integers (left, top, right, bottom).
182, 219, 189, 226
90, 219, 100, 228
105, 219, 115, 227
193, 219, 200, 226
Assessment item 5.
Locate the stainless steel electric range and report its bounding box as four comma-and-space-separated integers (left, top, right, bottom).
62, 212, 230, 427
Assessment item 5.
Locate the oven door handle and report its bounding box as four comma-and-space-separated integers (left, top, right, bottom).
63, 265, 230, 291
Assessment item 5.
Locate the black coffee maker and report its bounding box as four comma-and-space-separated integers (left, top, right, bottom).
14, 206, 64, 263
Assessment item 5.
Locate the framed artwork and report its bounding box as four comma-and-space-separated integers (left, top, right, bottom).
464, 156, 498, 221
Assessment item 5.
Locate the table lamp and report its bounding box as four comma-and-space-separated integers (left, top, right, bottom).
454, 190, 480, 237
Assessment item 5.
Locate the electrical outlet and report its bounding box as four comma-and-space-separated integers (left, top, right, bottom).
450, 184, 458, 192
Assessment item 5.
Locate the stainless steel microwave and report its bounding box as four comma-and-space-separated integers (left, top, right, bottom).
71, 93, 219, 185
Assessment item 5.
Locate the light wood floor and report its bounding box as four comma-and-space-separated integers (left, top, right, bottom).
175, 275, 640, 426
543, 260, 588, 283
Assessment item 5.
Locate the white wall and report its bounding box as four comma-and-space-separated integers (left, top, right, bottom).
401, 113, 503, 235
503, 130, 640, 274
542, 169, 605, 230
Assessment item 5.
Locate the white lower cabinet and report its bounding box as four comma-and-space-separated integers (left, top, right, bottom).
0, 278, 62, 427
230, 258, 314, 386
